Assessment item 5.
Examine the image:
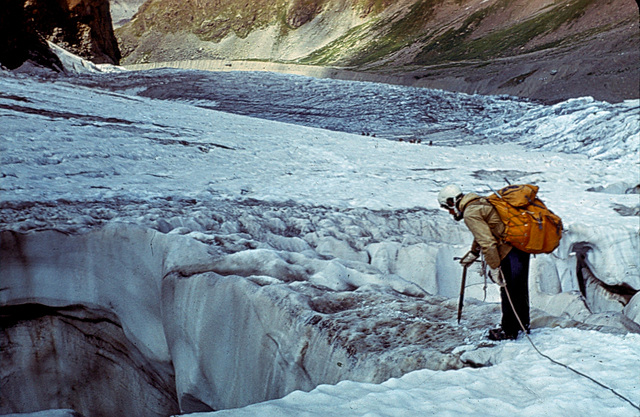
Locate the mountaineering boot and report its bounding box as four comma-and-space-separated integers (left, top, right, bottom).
488, 328, 518, 341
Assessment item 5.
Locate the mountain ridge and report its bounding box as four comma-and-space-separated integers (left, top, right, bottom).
115, 0, 639, 102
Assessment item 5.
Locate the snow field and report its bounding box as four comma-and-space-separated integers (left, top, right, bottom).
1, 64, 639, 416
198, 329, 639, 417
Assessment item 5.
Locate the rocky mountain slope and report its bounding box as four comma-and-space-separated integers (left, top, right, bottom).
116, 0, 639, 103
110, 0, 146, 28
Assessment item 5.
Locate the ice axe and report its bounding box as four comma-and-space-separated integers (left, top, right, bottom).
457, 262, 468, 324
453, 256, 470, 324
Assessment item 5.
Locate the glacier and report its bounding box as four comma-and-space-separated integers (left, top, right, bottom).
0, 56, 639, 417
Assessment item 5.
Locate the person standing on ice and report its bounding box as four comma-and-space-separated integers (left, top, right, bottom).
438, 184, 530, 341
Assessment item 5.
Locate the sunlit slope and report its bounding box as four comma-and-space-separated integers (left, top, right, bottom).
117, 0, 634, 67
115, 0, 639, 102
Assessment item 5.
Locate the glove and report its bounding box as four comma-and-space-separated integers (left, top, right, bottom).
489, 266, 507, 287
459, 251, 479, 267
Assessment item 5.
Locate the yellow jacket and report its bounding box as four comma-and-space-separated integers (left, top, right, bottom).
459, 193, 512, 269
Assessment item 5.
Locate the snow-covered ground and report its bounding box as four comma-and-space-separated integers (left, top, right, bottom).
0, 52, 639, 417
194, 327, 640, 417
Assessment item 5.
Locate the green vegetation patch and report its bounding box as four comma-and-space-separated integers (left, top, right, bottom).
299, 22, 375, 65
349, 0, 444, 65
414, 0, 598, 65
300, 0, 445, 66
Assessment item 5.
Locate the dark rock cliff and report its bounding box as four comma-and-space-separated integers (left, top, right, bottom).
0, 0, 120, 70
0, 1, 64, 70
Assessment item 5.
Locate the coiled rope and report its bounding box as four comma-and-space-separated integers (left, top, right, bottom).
503, 286, 640, 412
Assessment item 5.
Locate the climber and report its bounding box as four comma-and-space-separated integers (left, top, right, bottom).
438, 184, 530, 341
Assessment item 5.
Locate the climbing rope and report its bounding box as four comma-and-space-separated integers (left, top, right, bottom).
503, 286, 640, 412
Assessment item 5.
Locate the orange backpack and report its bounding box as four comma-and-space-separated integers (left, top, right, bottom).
487, 184, 563, 254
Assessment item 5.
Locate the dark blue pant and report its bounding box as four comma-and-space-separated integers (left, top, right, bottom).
500, 247, 530, 335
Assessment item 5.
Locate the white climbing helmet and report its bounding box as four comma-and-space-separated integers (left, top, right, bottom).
438, 184, 464, 221
437, 184, 463, 209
